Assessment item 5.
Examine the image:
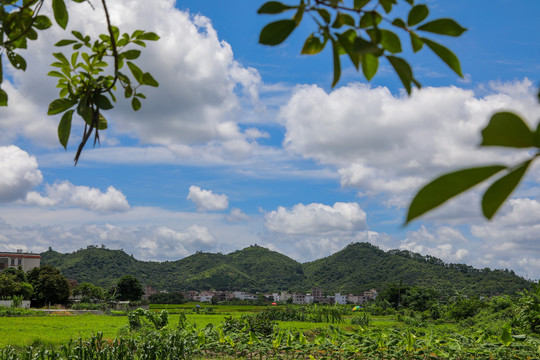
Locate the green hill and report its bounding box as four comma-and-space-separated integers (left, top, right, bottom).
40, 243, 531, 296
302, 242, 531, 297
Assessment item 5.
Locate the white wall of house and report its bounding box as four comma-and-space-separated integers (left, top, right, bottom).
334, 293, 347, 305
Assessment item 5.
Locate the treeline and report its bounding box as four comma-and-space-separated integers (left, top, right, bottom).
0, 265, 151, 307
40, 243, 533, 297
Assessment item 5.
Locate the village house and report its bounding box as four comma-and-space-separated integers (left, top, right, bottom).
0, 250, 40, 272
334, 293, 347, 305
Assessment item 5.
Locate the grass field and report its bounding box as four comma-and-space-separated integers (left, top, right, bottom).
0, 304, 376, 348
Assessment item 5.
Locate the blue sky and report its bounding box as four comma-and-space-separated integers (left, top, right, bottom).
1, 0, 540, 281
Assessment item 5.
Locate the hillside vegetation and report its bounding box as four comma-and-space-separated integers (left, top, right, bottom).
40, 243, 531, 296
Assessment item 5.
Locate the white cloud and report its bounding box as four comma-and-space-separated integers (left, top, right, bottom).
280, 80, 540, 207
26, 181, 130, 212
0, 146, 43, 203
226, 208, 251, 222
400, 225, 470, 263
3, 0, 264, 161
265, 202, 367, 235
187, 186, 229, 211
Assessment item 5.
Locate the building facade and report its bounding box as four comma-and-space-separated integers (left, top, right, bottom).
0, 250, 40, 272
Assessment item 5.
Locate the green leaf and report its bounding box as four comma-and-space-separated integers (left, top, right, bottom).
360, 12, 382, 28
392, 18, 406, 28
362, 53, 378, 80
47, 70, 66, 78
94, 94, 113, 110
331, 39, 341, 88
316, 9, 331, 24
406, 165, 507, 224
332, 12, 355, 28
353, 37, 381, 55
482, 111, 535, 148
410, 32, 423, 52
0, 89, 7, 106
52, 0, 68, 29
57, 109, 73, 149
301, 34, 325, 55
127, 61, 144, 83
379, 30, 402, 53
34, 15, 53, 30
386, 55, 413, 94
500, 324, 514, 347
70, 52, 79, 67
482, 160, 531, 219
354, 0, 369, 10
97, 113, 108, 130
52, 52, 70, 66
124, 85, 133, 98
131, 97, 141, 111
142, 73, 159, 87
7, 52, 27, 70
336, 30, 360, 69
26, 28, 38, 41
421, 38, 462, 77
407, 5, 429, 26
380, 0, 396, 13
48, 98, 76, 115
417, 18, 466, 37
257, 1, 295, 14
138, 32, 160, 41
122, 50, 141, 60
55, 39, 77, 47
259, 19, 297, 46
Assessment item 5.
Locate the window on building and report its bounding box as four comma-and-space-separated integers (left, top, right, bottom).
17, 259, 22, 266
10, 259, 15, 266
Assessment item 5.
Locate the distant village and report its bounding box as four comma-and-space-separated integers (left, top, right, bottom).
144, 286, 378, 305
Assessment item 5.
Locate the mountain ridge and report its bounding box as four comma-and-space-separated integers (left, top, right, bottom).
40, 242, 532, 296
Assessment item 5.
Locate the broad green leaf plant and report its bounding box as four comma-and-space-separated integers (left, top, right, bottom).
1, 0, 159, 164
258, 0, 540, 222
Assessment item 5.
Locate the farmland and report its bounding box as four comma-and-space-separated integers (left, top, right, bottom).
1, 299, 539, 359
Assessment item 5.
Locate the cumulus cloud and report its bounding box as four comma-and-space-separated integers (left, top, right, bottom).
265, 202, 367, 235
1, 0, 263, 161
280, 80, 540, 207
400, 226, 470, 263
26, 181, 130, 212
0, 146, 43, 203
187, 186, 229, 211
226, 208, 251, 222
469, 198, 540, 279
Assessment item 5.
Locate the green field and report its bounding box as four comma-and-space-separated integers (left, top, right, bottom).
0, 302, 538, 359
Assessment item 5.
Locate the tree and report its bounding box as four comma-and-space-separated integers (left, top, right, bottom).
115, 275, 143, 301
72, 282, 105, 302
0, 272, 34, 299
0, 0, 159, 163
27, 265, 70, 306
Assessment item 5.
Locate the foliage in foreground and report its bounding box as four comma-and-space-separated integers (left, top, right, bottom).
1, 318, 539, 360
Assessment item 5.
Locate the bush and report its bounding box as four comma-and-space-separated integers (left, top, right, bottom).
223, 314, 276, 337
350, 312, 371, 326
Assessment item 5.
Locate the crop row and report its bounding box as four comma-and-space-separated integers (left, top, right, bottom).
1, 311, 539, 360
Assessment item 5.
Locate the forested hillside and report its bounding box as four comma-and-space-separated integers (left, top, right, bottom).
302, 243, 531, 297
40, 243, 531, 296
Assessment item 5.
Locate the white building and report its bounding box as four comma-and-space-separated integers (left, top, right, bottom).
334, 293, 347, 305
292, 292, 305, 304
0, 250, 40, 272
232, 291, 258, 300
